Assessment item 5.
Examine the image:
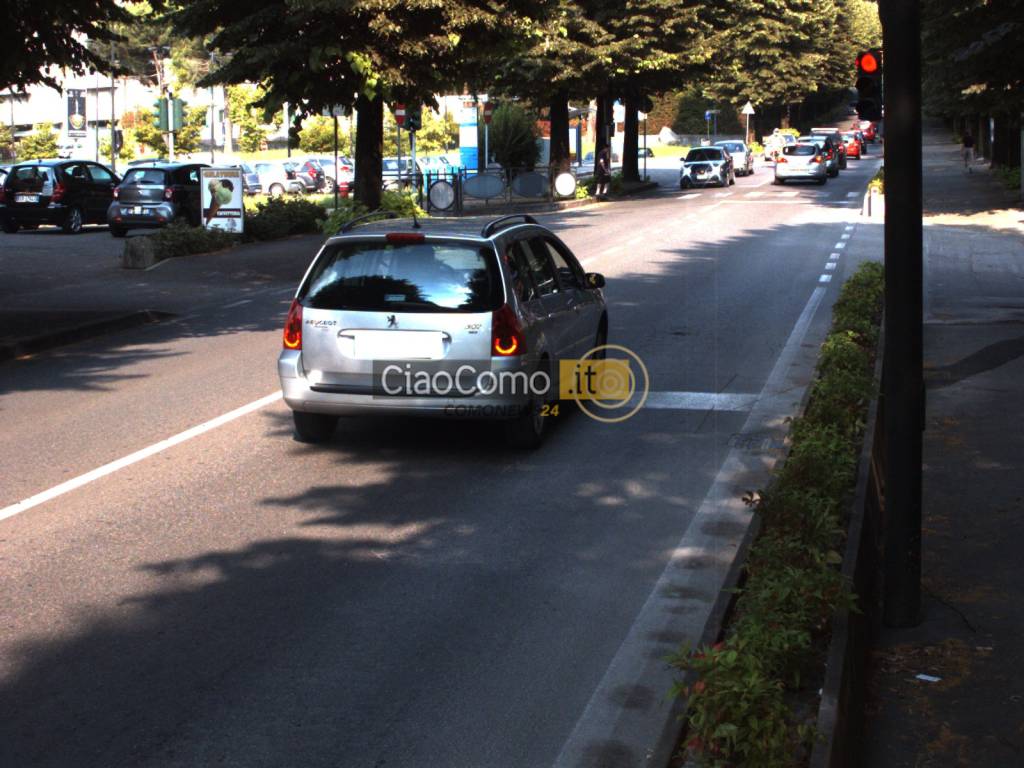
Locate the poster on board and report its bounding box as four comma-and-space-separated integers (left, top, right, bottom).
200, 167, 244, 233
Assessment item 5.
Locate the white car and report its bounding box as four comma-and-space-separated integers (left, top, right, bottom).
713, 140, 754, 176
253, 160, 305, 197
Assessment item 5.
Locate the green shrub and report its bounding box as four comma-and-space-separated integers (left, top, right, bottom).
672, 261, 885, 768
320, 189, 426, 237
244, 197, 327, 241
490, 104, 541, 170
994, 165, 1021, 191
150, 222, 238, 260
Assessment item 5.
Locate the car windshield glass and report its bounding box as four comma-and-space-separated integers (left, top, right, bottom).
8, 166, 53, 191
300, 241, 502, 313
718, 143, 744, 153
685, 149, 721, 162
255, 163, 273, 173
122, 168, 167, 185
784, 145, 818, 156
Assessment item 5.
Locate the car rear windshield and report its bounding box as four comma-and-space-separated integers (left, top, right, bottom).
685, 149, 722, 162
785, 145, 818, 156
718, 143, 744, 153
300, 240, 503, 313
7, 166, 54, 191
121, 168, 167, 185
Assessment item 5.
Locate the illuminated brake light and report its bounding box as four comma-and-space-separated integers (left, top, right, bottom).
777, 156, 787, 163
385, 232, 425, 244
283, 299, 303, 350
492, 304, 526, 357
164, 187, 173, 200
812, 156, 823, 164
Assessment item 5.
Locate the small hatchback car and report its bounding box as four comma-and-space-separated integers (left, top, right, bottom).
278, 214, 608, 447
1, 159, 119, 233
773, 143, 828, 185
107, 163, 207, 236
680, 147, 735, 189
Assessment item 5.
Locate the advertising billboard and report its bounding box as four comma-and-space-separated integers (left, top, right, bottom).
200, 167, 244, 233
66, 89, 87, 138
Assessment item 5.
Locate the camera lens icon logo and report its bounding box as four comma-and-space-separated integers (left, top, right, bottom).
559, 345, 650, 423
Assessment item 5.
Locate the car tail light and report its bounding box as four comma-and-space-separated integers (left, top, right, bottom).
385, 232, 425, 244
812, 156, 823, 164
492, 304, 526, 357
113, 187, 119, 198
51, 182, 66, 202
776, 156, 787, 163
283, 300, 303, 350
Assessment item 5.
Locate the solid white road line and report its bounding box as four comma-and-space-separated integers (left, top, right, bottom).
0, 391, 284, 524
644, 392, 758, 411
223, 299, 253, 309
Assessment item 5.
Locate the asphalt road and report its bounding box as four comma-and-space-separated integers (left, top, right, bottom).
0, 152, 882, 768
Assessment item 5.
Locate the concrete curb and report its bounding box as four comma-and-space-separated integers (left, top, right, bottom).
808, 331, 885, 768
0, 310, 173, 362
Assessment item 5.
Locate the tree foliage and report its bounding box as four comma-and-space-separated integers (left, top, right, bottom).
18, 123, 60, 161
489, 104, 541, 169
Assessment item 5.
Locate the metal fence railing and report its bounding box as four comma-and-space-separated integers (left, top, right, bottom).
418, 167, 582, 214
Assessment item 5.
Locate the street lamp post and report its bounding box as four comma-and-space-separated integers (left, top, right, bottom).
110, 46, 118, 173
208, 53, 217, 164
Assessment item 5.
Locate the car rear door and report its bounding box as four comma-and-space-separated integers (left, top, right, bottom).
517, 237, 576, 360
6, 165, 52, 215
118, 167, 168, 212
535, 236, 600, 357
176, 166, 204, 222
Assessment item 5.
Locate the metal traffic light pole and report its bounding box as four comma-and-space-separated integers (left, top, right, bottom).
879, 0, 923, 627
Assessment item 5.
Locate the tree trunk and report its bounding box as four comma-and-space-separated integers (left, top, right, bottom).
595, 93, 610, 158
622, 93, 640, 182
548, 89, 570, 173
354, 92, 383, 210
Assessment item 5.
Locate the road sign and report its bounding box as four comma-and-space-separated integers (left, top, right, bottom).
393, 104, 406, 128
704, 110, 712, 121
742, 101, 756, 116
483, 103, 494, 125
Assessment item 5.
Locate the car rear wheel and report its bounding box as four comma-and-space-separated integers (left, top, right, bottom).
504, 358, 552, 449
61, 206, 83, 234
269, 183, 285, 197
2, 219, 20, 234
292, 411, 338, 443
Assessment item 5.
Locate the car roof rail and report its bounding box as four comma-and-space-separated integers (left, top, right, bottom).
481, 214, 538, 238
339, 209, 400, 233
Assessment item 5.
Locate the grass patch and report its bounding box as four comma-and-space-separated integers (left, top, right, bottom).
994, 165, 1021, 191
649, 143, 691, 158
671, 261, 885, 768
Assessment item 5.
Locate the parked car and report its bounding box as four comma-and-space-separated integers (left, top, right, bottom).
799, 135, 842, 177
679, 146, 735, 188
127, 156, 167, 166
841, 131, 863, 159
638, 147, 655, 159
810, 128, 848, 169
290, 159, 326, 192
106, 162, 207, 237
311, 156, 354, 193
277, 213, 608, 448
713, 140, 754, 176
773, 142, 827, 185
0, 164, 9, 186
254, 160, 305, 197
1, 159, 120, 234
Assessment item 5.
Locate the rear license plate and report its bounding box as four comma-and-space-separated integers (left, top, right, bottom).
15, 194, 39, 203
351, 330, 445, 360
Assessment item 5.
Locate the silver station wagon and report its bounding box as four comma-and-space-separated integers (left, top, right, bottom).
278, 214, 608, 447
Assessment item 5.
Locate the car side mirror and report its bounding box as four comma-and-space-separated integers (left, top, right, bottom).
586, 272, 606, 289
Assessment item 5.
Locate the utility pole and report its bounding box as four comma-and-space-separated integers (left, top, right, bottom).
880, 0, 924, 627
209, 53, 217, 164
333, 113, 339, 210
110, 46, 117, 173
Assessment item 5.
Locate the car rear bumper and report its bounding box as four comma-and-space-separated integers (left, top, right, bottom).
108, 201, 177, 227
775, 165, 827, 180
278, 350, 534, 419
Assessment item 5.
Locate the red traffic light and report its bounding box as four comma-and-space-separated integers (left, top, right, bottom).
858, 51, 879, 74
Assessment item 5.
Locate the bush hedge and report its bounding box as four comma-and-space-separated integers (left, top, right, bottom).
671, 261, 884, 767
149, 222, 238, 261
320, 189, 426, 237
244, 197, 327, 241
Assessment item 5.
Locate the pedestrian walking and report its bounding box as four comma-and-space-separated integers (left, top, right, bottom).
961, 131, 975, 172
595, 147, 611, 199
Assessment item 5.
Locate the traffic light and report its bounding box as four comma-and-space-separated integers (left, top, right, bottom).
855, 49, 883, 121
155, 99, 169, 132
405, 105, 422, 132
172, 98, 185, 133
113, 129, 124, 154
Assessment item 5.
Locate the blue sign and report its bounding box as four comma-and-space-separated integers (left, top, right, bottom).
704, 110, 712, 121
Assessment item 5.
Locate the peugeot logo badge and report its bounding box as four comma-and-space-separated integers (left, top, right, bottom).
386, 315, 398, 328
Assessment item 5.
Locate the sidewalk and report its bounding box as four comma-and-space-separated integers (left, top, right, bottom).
864, 126, 1024, 766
